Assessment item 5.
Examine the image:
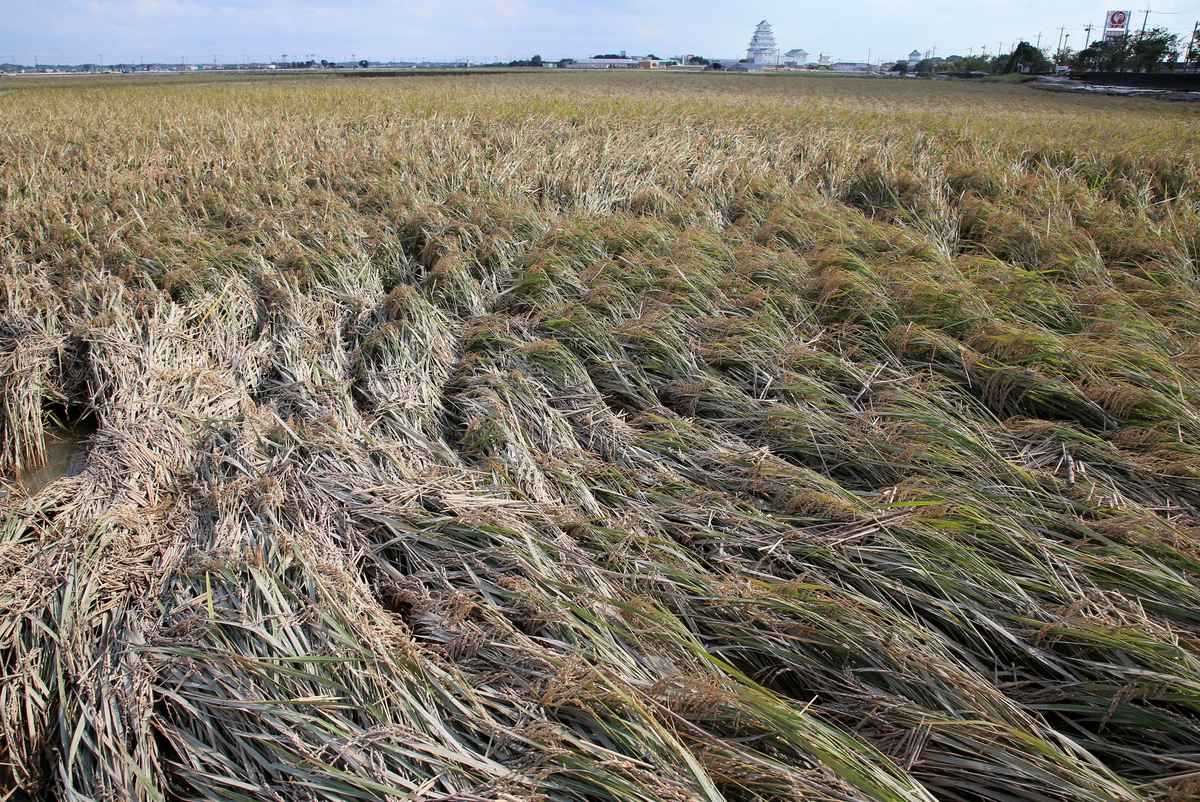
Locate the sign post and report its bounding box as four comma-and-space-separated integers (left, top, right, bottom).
1103, 10, 1131, 44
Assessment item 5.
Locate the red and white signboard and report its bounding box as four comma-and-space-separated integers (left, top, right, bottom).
1105, 10, 1130, 31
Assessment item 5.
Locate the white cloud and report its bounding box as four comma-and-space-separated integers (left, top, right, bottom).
3, 0, 1195, 65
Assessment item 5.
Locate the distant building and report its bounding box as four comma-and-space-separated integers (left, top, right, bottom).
746, 20, 781, 66
783, 48, 809, 66
831, 62, 874, 72
564, 57, 640, 69
907, 50, 922, 69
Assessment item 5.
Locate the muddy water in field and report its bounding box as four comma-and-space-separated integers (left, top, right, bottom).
12, 424, 93, 495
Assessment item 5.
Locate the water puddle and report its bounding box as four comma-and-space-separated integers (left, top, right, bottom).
9, 422, 94, 496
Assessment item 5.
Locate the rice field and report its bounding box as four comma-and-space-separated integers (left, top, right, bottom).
1, 69, 1199, 801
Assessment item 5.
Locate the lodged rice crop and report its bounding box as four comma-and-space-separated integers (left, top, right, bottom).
1, 70, 1199, 802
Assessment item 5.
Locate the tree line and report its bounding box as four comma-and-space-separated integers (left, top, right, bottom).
1069, 28, 1193, 72
891, 28, 1197, 77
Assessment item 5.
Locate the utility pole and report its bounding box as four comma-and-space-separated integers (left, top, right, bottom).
1056, 27, 1067, 54
1036, 32, 1042, 50
1083, 24, 1093, 50
1139, 8, 1151, 39
1187, 20, 1198, 69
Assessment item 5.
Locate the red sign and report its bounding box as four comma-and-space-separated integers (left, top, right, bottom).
1106, 10, 1129, 30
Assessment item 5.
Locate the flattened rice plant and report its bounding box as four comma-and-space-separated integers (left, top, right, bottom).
1, 69, 1199, 802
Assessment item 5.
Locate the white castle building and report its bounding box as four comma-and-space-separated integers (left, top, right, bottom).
746, 20, 781, 66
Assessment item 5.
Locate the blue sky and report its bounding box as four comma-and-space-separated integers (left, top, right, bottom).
3, 0, 1198, 65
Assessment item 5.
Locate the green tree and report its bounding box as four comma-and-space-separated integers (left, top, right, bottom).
914, 58, 937, 76
1072, 40, 1129, 71
889, 62, 907, 74
1005, 41, 1052, 73
1131, 28, 1179, 72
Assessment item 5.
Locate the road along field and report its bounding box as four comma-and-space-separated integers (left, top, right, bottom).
1, 70, 1199, 801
